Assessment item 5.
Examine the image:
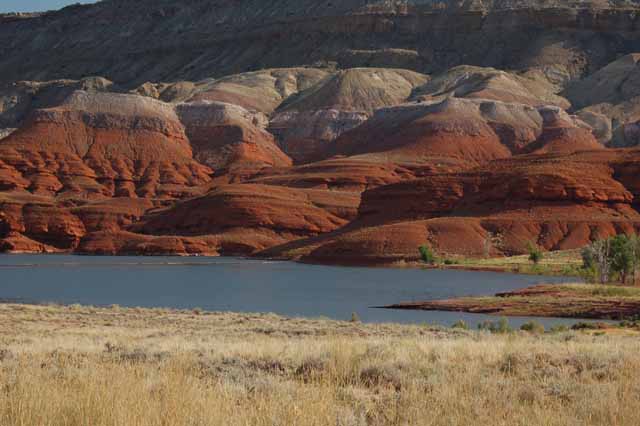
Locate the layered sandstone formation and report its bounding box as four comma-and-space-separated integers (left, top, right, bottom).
2, 1, 640, 263
2, 1, 640, 86
270, 68, 429, 162
263, 150, 640, 265
176, 101, 292, 178
332, 98, 600, 170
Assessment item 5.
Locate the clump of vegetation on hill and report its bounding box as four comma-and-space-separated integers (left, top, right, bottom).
419, 244, 436, 264
527, 242, 544, 265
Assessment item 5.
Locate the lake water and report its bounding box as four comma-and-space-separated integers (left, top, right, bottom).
0, 255, 587, 328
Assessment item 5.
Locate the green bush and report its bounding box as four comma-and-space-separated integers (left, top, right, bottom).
582, 234, 640, 284
571, 322, 607, 331
520, 321, 545, 334
419, 245, 436, 264
527, 242, 543, 265
610, 235, 638, 285
618, 320, 640, 329
478, 317, 512, 334
549, 324, 569, 333
496, 317, 512, 333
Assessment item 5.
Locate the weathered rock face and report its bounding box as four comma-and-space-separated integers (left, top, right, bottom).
269, 110, 369, 164
2, 1, 639, 86
3, 0, 640, 264
611, 121, 640, 148
331, 97, 599, 169
133, 81, 196, 103
269, 68, 428, 162
247, 158, 417, 192
138, 184, 358, 235
281, 68, 429, 114
411, 65, 569, 108
0, 77, 117, 129
263, 150, 640, 264
0, 128, 15, 140
522, 106, 603, 154
79, 184, 360, 256
566, 54, 640, 110
576, 110, 612, 145
188, 68, 332, 114
176, 101, 292, 175
333, 98, 512, 168
337, 49, 426, 71
568, 55, 640, 146
0, 90, 212, 199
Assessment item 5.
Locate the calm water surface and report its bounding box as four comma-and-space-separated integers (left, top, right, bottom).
0, 255, 585, 327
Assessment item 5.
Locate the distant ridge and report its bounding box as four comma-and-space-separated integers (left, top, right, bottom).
1, 0, 640, 86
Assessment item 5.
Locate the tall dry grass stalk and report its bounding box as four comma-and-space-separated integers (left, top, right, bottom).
0, 303, 638, 425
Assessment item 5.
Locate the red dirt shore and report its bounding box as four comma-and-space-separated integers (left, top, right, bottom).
381, 284, 640, 320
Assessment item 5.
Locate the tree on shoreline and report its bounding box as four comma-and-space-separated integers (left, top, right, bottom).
582, 235, 640, 285
419, 245, 436, 265
527, 242, 543, 265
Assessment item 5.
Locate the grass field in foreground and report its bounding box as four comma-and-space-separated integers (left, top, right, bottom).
0, 303, 639, 425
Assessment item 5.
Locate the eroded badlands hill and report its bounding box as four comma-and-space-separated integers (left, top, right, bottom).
1, 1, 640, 262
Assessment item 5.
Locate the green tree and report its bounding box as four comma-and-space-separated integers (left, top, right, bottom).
610, 235, 636, 285
582, 235, 640, 285
527, 242, 543, 265
582, 239, 611, 284
419, 245, 436, 265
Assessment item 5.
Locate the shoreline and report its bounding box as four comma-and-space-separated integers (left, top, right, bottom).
0, 250, 584, 277
383, 283, 640, 321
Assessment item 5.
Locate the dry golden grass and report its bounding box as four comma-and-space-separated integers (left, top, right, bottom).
0, 303, 639, 425
455, 249, 583, 274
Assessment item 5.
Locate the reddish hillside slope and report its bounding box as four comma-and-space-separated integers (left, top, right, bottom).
262, 150, 640, 265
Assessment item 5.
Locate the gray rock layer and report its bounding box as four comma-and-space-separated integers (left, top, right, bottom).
1, 0, 640, 86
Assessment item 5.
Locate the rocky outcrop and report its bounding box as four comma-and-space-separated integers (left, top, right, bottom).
133, 81, 196, 103
176, 101, 292, 176
247, 158, 417, 192
269, 68, 428, 162
411, 65, 569, 108
269, 110, 369, 163
2, 1, 639, 87
137, 184, 358, 235
0, 77, 117, 130
3, 1, 640, 264
611, 121, 640, 148
0, 90, 212, 199
332, 97, 599, 169
568, 55, 640, 146
521, 106, 602, 154
0, 128, 15, 140
78, 184, 360, 256
566, 54, 640, 110
188, 68, 332, 114
262, 150, 640, 264
280, 68, 429, 114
